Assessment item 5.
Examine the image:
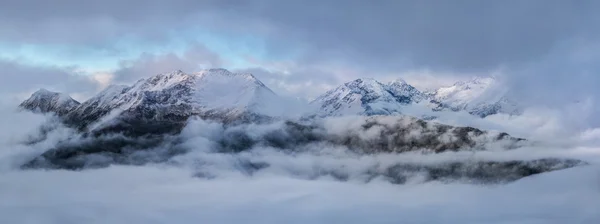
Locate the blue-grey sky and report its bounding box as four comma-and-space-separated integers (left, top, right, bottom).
1, 0, 600, 108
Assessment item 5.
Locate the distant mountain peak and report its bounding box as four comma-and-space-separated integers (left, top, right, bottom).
195, 68, 270, 89
312, 75, 520, 118
429, 76, 520, 117
19, 89, 80, 116
32, 88, 53, 95
389, 77, 408, 85
452, 76, 495, 87
312, 77, 426, 116
352, 77, 379, 82
342, 78, 387, 93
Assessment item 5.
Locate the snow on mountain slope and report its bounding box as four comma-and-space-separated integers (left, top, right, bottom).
63, 68, 282, 132
433, 77, 495, 102
311, 78, 428, 116
191, 68, 281, 113
16, 71, 584, 184
428, 77, 521, 117
387, 78, 427, 103
19, 69, 521, 136
19, 89, 80, 116
312, 75, 522, 119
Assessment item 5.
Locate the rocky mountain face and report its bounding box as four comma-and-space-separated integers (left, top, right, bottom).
18, 68, 583, 184
19, 89, 80, 116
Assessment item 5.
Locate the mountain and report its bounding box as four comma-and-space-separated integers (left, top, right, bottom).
311, 78, 428, 116
26, 69, 280, 135
19, 89, 80, 116
312, 76, 521, 118
21, 73, 520, 130
18, 68, 584, 184
428, 77, 521, 117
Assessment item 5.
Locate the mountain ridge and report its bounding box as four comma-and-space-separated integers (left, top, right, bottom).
17, 68, 584, 184
21, 69, 521, 122
311, 75, 521, 118
19, 88, 81, 116
21, 69, 279, 135
311, 78, 429, 117
426, 77, 521, 117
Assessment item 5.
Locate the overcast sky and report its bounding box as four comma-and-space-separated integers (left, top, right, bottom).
1, 0, 600, 109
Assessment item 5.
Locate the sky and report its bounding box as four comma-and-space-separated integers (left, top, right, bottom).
2, 0, 600, 113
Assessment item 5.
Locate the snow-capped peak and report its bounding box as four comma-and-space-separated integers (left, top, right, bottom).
450, 76, 495, 91
30, 88, 72, 100
195, 68, 262, 83
62, 68, 283, 130
312, 75, 521, 119
312, 77, 426, 116
19, 89, 80, 116
32, 88, 53, 95
430, 76, 496, 101
469, 76, 496, 84
389, 77, 408, 85
428, 76, 520, 117
95, 68, 276, 111
345, 78, 388, 95
194, 68, 272, 93
386, 78, 427, 103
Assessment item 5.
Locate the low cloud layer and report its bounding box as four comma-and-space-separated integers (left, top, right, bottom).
0, 106, 599, 223
112, 43, 223, 83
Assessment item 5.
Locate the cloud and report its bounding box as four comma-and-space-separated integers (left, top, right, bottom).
0, 0, 212, 45
1, 164, 598, 224
112, 43, 222, 83
1, 90, 599, 223
3, 0, 598, 72
236, 59, 463, 100
3, 0, 600, 112
201, 1, 600, 112
0, 59, 104, 103
236, 66, 341, 100
0, 111, 599, 223
0, 105, 75, 171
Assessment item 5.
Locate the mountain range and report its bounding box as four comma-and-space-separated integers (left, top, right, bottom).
21, 69, 520, 126
311, 76, 521, 118
17, 68, 583, 183
21, 69, 282, 135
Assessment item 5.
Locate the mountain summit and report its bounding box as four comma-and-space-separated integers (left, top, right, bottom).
18, 69, 583, 183
428, 77, 521, 117
19, 89, 80, 116
311, 78, 427, 116
23, 69, 281, 135
312, 76, 521, 118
